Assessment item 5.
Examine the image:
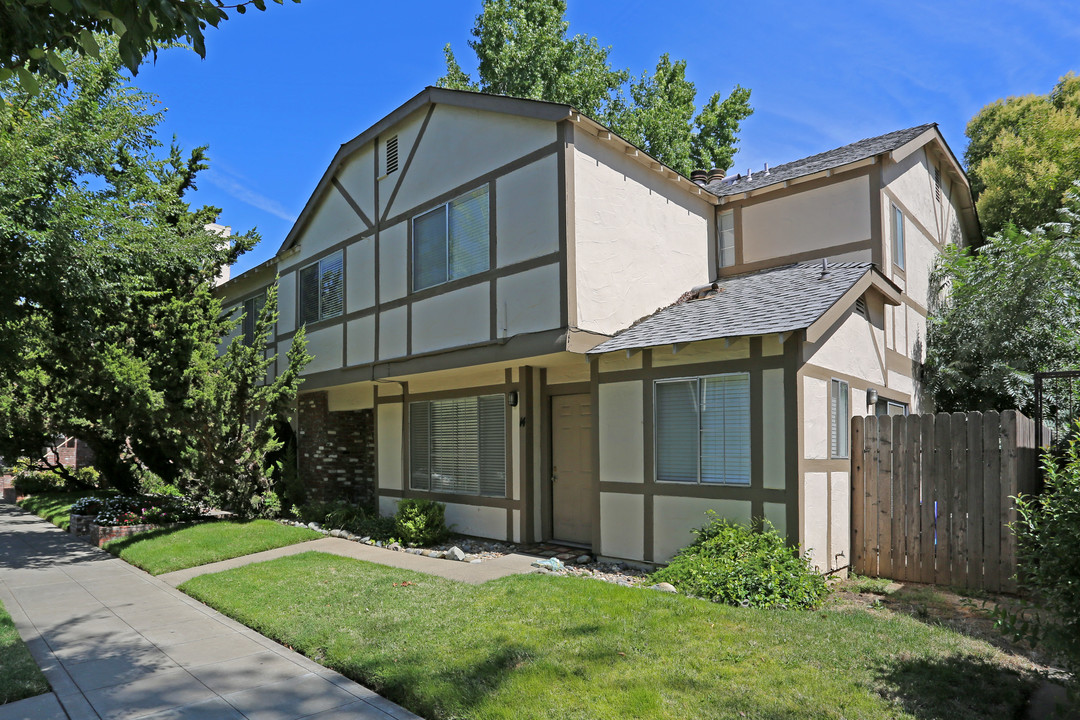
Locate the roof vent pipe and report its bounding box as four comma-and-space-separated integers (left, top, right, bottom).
820, 258, 830, 278
763, 162, 770, 175
746, 167, 753, 181
690, 169, 708, 186
707, 168, 725, 183
689, 282, 719, 299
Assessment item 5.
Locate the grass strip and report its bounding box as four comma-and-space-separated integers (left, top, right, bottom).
0, 600, 49, 705
182, 551, 1038, 720
105, 520, 321, 575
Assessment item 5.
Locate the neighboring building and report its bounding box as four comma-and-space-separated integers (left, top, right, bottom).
216, 87, 978, 571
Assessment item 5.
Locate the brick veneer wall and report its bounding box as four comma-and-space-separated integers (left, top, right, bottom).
297, 392, 375, 508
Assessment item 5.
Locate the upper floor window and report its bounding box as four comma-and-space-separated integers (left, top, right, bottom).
718, 210, 735, 268
830, 379, 849, 459
409, 394, 506, 497
241, 291, 268, 346
413, 186, 489, 291
655, 373, 750, 485
299, 250, 343, 325
891, 204, 905, 271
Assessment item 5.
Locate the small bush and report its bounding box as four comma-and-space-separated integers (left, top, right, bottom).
298, 500, 397, 540
1010, 432, 1080, 685
394, 498, 450, 546
648, 513, 828, 609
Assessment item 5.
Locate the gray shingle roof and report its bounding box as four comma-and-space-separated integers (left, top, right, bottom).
587, 262, 872, 354
706, 123, 937, 197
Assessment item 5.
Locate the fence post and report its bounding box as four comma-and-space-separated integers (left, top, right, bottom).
851, 416, 865, 575
918, 413, 936, 583
949, 411, 969, 588
966, 411, 985, 590
999, 411, 1019, 593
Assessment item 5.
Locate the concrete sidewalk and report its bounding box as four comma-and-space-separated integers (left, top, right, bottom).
158, 537, 540, 588
0, 503, 421, 720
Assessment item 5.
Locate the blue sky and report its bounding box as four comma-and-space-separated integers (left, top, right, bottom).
134, 0, 1080, 275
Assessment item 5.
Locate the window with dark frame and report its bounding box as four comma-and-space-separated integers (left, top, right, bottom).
409, 394, 506, 497
298, 250, 343, 325
412, 186, 489, 291
830, 379, 850, 459
655, 373, 750, 485
241, 292, 268, 346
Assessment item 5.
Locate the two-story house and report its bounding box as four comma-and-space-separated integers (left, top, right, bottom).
216, 87, 978, 571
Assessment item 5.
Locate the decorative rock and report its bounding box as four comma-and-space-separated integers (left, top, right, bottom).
469, 559, 482, 564
330, 529, 344, 538
430, 551, 445, 559
375, 540, 383, 548
575, 555, 593, 564
648, 582, 677, 593
531, 557, 565, 572
344, 532, 357, 541
445, 546, 466, 562
387, 542, 403, 552
359, 536, 371, 543
308, 522, 321, 531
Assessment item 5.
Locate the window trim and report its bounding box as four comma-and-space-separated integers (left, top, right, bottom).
891, 203, 905, 271
718, 209, 735, 268
241, 290, 268, 346
652, 372, 751, 486
411, 184, 490, 293
830, 378, 850, 459
298, 250, 343, 326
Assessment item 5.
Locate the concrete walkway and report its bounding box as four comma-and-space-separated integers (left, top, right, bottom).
0, 503, 422, 720
158, 537, 540, 587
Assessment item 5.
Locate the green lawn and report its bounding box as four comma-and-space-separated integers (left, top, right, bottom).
104, 520, 321, 575
17, 491, 104, 530
0, 600, 49, 705
181, 552, 1040, 720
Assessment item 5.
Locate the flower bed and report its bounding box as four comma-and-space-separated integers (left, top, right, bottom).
69, 494, 209, 546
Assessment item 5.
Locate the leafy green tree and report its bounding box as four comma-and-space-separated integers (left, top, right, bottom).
438, 0, 752, 176
0, 44, 308, 506
965, 73, 1080, 237
923, 186, 1080, 414
0, 0, 300, 92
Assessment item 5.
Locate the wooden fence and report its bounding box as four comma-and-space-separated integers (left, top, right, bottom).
850, 410, 1039, 592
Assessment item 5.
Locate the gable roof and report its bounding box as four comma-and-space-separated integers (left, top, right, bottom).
587, 261, 901, 355
706, 123, 937, 197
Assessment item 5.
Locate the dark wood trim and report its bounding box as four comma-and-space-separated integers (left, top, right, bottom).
539, 368, 553, 541
546, 381, 590, 396
599, 481, 788, 503
405, 383, 513, 404
400, 381, 410, 496
589, 357, 602, 553
380, 105, 436, 225
749, 337, 765, 521
381, 141, 561, 231
331, 177, 374, 231
372, 383, 381, 499
869, 164, 884, 268
275, 254, 560, 342
381, 488, 524, 511
522, 365, 535, 543
505, 368, 515, 540
559, 121, 575, 328
374, 135, 382, 365
642, 349, 654, 562
785, 336, 801, 546
599, 356, 783, 384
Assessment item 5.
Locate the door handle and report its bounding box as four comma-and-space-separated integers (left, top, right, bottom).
551, 466, 557, 483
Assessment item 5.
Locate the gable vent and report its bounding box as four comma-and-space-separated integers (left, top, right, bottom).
934, 167, 942, 202
855, 297, 867, 317
385, 135, 399, 175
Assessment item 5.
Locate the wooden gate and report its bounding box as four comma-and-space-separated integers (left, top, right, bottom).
850, 410, 1039, 592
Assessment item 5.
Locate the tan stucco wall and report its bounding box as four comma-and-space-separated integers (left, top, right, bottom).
598, 381, 644, 484
741, 175, 871, 264
803, 471, 829, 571
345, 238, 375, 313
346, 316, 376, 366
377, 403, 403, 490
378, 306, 408, 360
411, 283, 491, 354
495, 264, 562, 339
653, 496, 752, 563
444, 503, 508, 541
883, 147, 941, 250
804, 311, 886, 386
829, 471, 850, 572
285, 189, 360, 269
764, 502, 787, 537
335, 141, 377, 223
572, 132, 711, 336
763, 368, 786, 490
599, 492, 644, 561
386, 105, 556, 219
496, 154, 560, 267
651, 338, 750, 367
802, 376, 829, 460
303, 325, 343, 375
327, 383, 374, 411
378, 221, 408, 303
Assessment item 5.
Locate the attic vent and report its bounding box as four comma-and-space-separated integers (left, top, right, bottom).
855, 297, 867, 317
385, 135, 399, 175
934, 167, 941, 202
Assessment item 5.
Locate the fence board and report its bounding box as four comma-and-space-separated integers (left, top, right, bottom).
876, 415, 894, 579
966, 412, 984, 589
950, 411, 969, 587
983, 410, 1002, 592
851, 416, 866, 575
933, 413, 952, 585
918, 414, 936, 584
1000, 411, 1019, 593
891, 418, 906, 580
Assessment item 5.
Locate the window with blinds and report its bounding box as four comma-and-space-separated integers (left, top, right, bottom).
718, 210, 735, 268
409, 394, 506, 497
830, 379, 850, 459
298, 250, 343, 324
242, 291, 268, 346
655, 373, 750, 485
412, 186, 490, 291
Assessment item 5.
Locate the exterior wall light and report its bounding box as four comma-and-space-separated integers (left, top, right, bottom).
508, 390, 519, 407
866, 388, 879, 407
